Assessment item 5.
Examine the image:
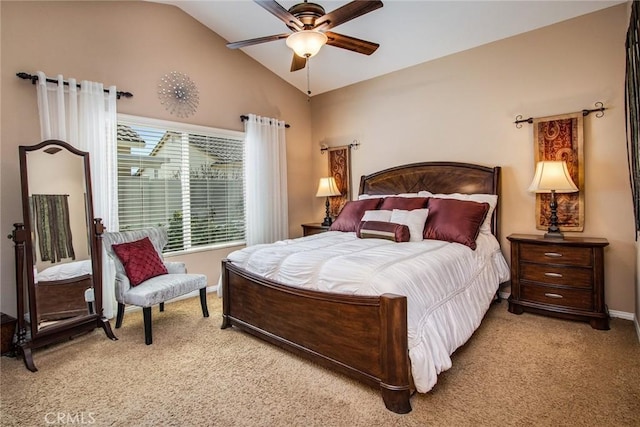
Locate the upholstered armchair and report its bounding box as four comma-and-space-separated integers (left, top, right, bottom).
102, 227, 209, 344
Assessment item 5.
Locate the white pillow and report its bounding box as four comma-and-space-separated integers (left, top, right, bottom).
361, 209, 393, 222
418, 191, 497, 234
390, 208, 429, 242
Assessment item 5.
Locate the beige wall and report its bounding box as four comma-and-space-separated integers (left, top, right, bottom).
0, 1, 314, 317
311, 4, 636, 314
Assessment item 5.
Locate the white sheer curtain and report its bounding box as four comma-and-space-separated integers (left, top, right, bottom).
36, 71, 118, 319
244, 114, 289, 245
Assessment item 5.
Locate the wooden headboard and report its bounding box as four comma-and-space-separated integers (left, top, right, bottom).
358, 161, 501, 238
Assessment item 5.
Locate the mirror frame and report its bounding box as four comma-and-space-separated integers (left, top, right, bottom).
13, 139, 116, 371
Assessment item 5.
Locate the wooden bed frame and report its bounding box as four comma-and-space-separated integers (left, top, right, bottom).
221, 161, 501, 414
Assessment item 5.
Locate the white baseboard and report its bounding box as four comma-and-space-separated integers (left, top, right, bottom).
636, 316, 640, 343
608, 309, 635, 321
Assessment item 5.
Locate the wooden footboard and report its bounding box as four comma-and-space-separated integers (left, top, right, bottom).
221, 260, 413, 414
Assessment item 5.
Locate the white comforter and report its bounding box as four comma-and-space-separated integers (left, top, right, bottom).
225, 231, 510, 393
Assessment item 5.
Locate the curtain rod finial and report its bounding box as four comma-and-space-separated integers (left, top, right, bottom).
16, 72, 37, 84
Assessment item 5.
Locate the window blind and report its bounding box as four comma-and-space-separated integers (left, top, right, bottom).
116, 115, 245, 252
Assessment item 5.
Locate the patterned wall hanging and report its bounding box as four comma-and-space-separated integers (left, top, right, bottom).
327, 146, 351, 218
533, 112, 585, 231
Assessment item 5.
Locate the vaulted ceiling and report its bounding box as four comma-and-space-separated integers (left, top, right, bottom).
154, 1, 624, 96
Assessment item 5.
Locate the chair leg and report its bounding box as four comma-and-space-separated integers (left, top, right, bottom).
200, 288, 209, 318
143, 307, 152, 345
115, 303, 125, 329
159, 302, 164, 312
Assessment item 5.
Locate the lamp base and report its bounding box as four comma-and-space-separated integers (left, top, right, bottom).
321, 196, 333, 226
544, 230, 564, 239
544, 190, 564, 239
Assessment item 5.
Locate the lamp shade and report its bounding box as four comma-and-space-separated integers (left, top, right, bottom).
286, 30, 328, 58
528, 161, 578, 193
316, 176, 341, 197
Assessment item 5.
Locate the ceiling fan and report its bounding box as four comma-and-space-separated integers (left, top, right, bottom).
227, 0, 383, 72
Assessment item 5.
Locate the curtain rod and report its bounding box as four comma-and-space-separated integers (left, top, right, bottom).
240, 115, 290, 128
16, 72, 133, 100
514, 101, 606, 129
320, 140, 360, 154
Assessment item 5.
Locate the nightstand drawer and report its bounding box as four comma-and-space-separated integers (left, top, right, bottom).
521, 283, 593, 310
520, 263, 592, 288
519, 243, 592, 267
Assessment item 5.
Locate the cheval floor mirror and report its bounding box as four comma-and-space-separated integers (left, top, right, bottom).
9, 139, 117, 371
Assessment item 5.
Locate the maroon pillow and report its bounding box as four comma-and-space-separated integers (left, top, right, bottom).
329, 198, 382, 232
379, 196, 429, 211
357, 221, 410, 242
112, 237, 168, 286
423, 198, 490, 250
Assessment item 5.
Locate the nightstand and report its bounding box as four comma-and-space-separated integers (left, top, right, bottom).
1, 313, 16, 355
507, 234, 609, 330
302, 223, 330, 236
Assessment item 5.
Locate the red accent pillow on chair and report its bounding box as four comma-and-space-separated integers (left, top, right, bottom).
112, 237, 168, 286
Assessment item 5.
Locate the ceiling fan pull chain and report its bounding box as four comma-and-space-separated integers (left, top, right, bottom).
306, 56, 312, 100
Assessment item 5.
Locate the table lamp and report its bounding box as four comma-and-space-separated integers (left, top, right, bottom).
528, 160, 578, 239
316, 177, 341, 226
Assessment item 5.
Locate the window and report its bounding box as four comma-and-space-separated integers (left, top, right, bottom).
116, 114, 245, 252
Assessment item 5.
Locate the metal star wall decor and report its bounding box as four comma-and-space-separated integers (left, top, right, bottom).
158, 71, 199, 118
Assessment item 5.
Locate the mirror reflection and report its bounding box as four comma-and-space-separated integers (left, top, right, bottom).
25, 145, 94, 330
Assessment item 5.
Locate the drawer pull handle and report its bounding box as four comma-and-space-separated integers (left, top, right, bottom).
544, 293, 564, 299
544, 272, 563, 278
544, 252, 563, 258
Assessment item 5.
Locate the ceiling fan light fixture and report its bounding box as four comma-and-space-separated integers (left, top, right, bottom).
286, 30, 328, 58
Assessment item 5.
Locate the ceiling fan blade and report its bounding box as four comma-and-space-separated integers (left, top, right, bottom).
325, 32, 380, 55
314, 1, 383, 31
226, 33, 290, 49
255, 0, 304, 31
290, 53, 307, 72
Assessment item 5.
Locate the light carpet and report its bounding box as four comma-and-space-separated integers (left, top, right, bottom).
1, 295, 638, 426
